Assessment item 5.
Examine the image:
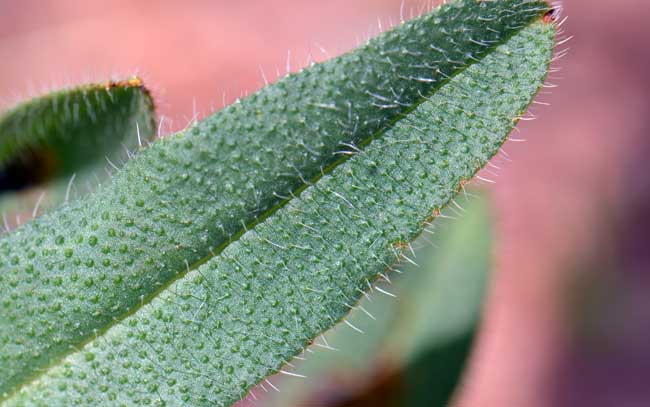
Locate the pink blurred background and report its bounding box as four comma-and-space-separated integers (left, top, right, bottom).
1, 0, 649, 406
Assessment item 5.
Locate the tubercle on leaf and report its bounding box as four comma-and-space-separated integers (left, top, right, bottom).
392, 240, 411, 251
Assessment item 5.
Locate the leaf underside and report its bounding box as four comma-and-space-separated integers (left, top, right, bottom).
0, 79, 155, 225
0, 1, 555, 405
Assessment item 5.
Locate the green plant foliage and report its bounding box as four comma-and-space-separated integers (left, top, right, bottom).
264, 194, 492, 407
0, 78, 155, 225
0, 0, 555, 405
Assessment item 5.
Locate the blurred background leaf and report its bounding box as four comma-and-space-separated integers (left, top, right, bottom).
0, 78, 155, 229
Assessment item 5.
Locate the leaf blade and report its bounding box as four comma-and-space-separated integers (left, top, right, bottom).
3, 15, 555, 406
0, 0, 550, 396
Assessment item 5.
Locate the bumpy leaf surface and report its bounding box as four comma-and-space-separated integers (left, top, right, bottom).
264, 195, 492, 407
0, 1, 555, 405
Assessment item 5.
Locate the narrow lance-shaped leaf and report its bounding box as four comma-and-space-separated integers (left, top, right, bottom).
0, 1, 554, 405
1, 11, 556, 406
0, 0, 550, 397
0, 78, 156, 225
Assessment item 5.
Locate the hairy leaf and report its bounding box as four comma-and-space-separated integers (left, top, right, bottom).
0, 78, 156, 225
0, 1, 555, 405
264, 195, 492, 407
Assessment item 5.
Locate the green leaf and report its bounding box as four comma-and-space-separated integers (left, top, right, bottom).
0, 78, 156, 226
0, 1, 555, 405
263, 194, 492, 407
